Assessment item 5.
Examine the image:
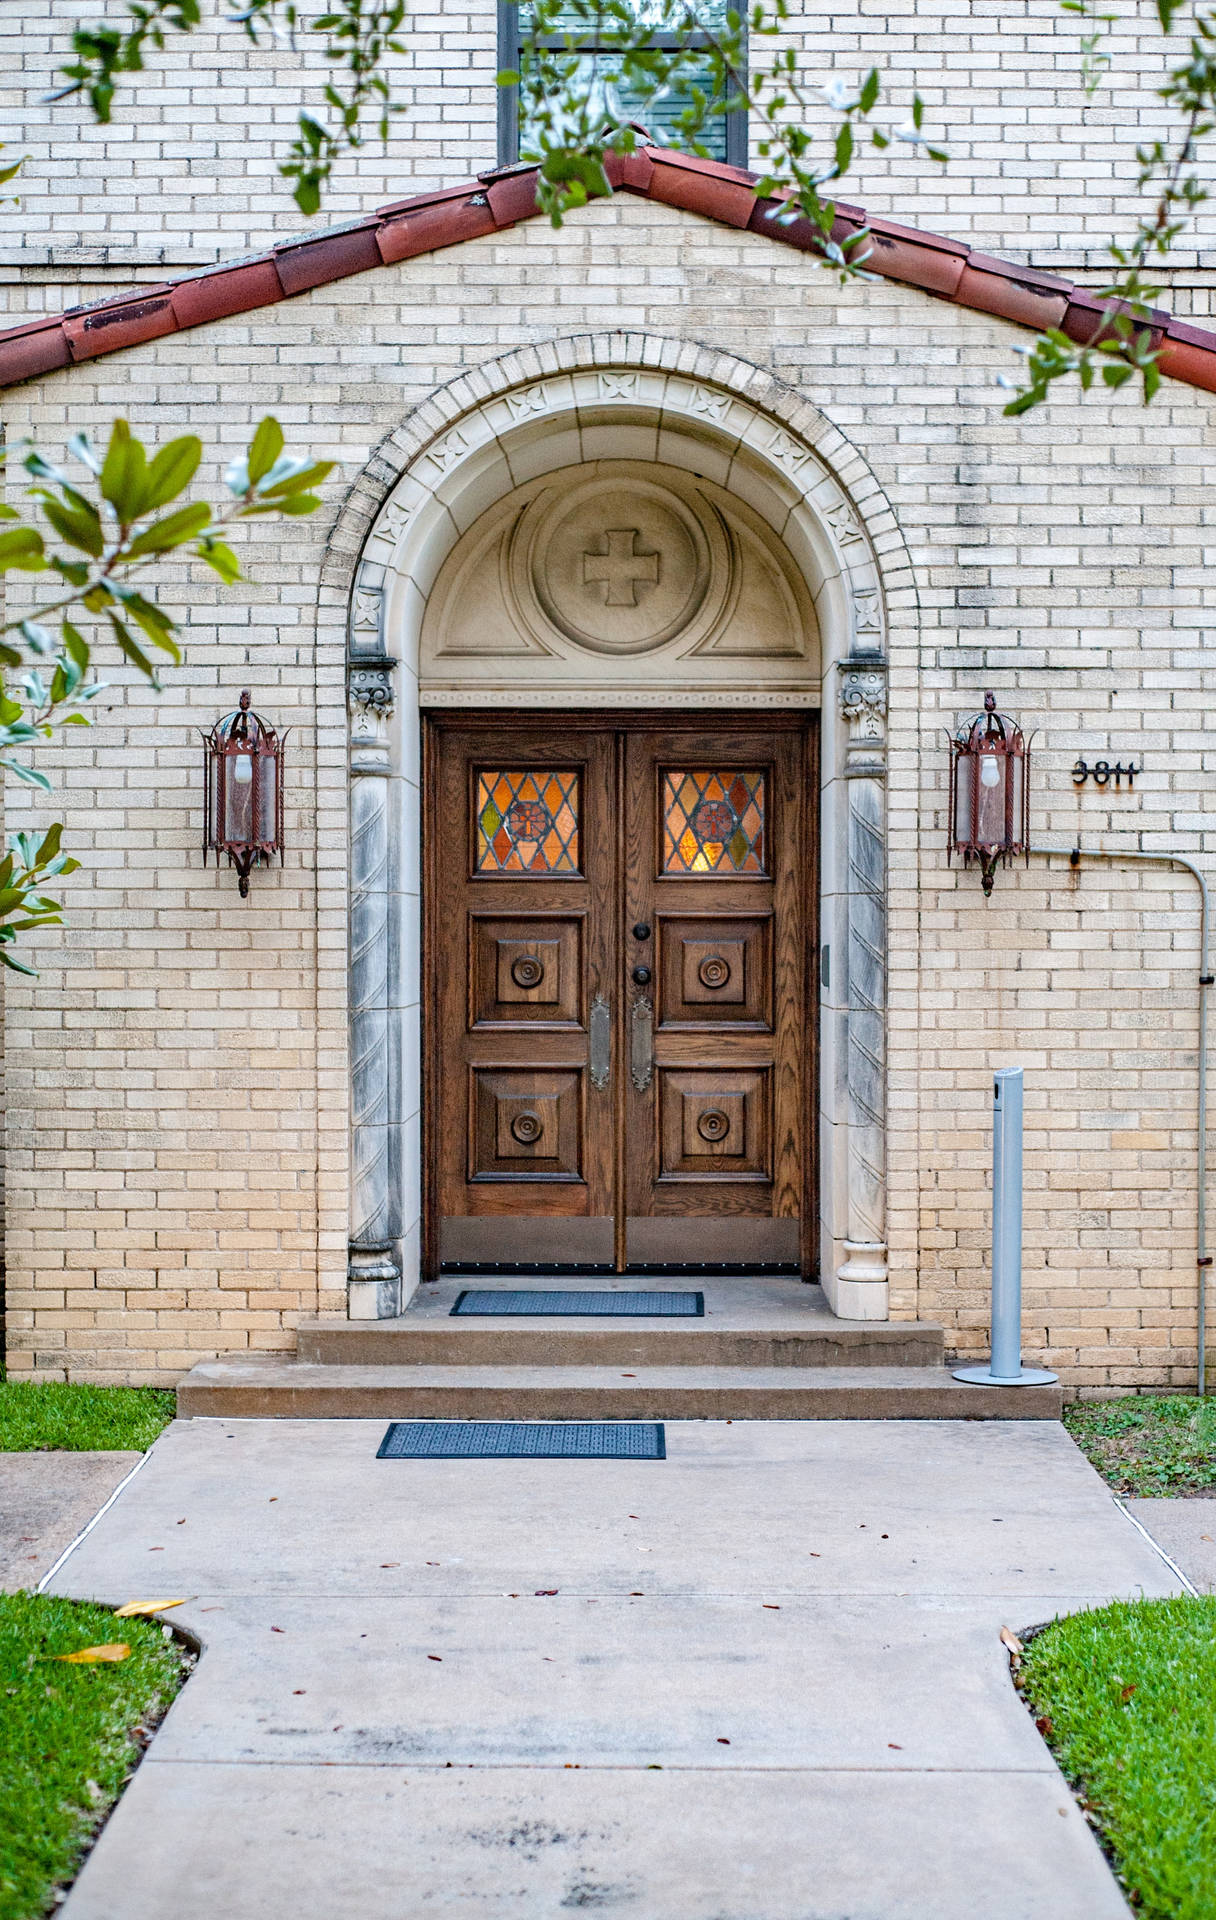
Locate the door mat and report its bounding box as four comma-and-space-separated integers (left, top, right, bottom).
377, 1421, 666, 1459
450, 1288, 704, 1317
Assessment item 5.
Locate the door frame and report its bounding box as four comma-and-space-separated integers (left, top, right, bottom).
421, 707, 819, 1279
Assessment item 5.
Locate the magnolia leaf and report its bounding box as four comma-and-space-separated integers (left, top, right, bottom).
0, 527, 46, 570
142, 435, 203, 511
247, 417, 285, 487
99, 419, 148, 522
125, 501, 212, 558
56, 1643, 131, 1664
4, 761, 54, 790
113, 1598, 188, 1618
999, 1626, 1024, 1656
36, 494, 104, 559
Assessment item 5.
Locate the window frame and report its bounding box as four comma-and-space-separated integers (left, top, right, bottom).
496, 2, 748, 170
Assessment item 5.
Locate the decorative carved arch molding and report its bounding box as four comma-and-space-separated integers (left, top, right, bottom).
337, 335, 914, 1322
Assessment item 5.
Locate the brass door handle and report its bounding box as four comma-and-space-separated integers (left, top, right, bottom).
630, 997, 653, 1092
590, 993, 610, 1091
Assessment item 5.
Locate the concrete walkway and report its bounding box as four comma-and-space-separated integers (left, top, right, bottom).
49, 1417, 1179, 1920
0, 1452, 140, 1591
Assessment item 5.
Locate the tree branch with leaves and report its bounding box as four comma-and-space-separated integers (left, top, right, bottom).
0, 418, 333, 969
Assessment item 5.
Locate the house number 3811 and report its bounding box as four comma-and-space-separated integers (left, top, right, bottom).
1072, 758, 1139, 789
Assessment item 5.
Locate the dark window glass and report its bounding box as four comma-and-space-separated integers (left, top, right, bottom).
497, 2, 746, 169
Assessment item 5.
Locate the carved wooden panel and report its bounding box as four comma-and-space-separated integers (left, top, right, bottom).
656, 913, 773, 1028
657, 1068, 772, 1182
470, 915, 583, 1028
470, 1068, 582, 1182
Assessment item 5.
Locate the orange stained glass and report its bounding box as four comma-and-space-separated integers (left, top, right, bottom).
661, 769, 766, 874
475, 769, 580, 874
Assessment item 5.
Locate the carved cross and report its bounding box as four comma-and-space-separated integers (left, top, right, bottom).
582, 529, 660, 607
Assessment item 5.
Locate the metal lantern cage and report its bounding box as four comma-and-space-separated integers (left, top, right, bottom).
202, 691, 287, 897
947, 691, 1030, 896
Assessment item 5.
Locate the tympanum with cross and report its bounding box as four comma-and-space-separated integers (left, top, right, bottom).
582, 528, 661, 607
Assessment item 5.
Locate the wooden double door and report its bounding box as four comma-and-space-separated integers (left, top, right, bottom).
427, 714, 815, 1273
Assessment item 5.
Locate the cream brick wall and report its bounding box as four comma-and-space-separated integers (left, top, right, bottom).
3, 0, 1213, 276
1, 193, 1214, 1386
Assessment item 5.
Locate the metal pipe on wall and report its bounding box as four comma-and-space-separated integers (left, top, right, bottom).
1027, 844, 1210, 1397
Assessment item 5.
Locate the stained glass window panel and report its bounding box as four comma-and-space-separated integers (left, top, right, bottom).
661, 770, 766, 875
476, 770, 580, 874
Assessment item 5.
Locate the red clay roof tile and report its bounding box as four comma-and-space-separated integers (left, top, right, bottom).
2, 147, 1214, 403
170, 258, 284, 329
376, 190, 496, 263
274, 222, 383, 294
63, 294, 177, 362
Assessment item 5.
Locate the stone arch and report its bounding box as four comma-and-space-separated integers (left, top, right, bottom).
328, 332, 917, 1322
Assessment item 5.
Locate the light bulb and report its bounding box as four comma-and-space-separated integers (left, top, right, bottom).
979, 757, 1000, 788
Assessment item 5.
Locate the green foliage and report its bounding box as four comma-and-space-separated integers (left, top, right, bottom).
49, 0, 1216, 410
54, 0, 408, 216
510, 0, 945, 261
0, 416, 334, 968
1019, 1597, 1216, 1919
0, 1591, 185, 1920
0, 1380, 176, 1451
1064, 1394, 1216, 1495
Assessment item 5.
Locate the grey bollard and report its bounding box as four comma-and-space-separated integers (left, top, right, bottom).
954, 1068, 1058, 1388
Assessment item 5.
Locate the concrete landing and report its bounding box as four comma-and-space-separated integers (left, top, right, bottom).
178, 1355, 1062, 1419
298, 1275, 946, 1369
50, 1417, 1175, 1919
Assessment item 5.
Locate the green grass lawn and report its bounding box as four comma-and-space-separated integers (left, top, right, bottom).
0, 1592, 188, 1920
1064, 1395, 1216, 1496
0, 1381, 175, 1453
1019, 1596, 1216, 1920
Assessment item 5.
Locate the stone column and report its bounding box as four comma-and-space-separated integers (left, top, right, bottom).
347, 573, 403, 1320
835, 660, 888, 1315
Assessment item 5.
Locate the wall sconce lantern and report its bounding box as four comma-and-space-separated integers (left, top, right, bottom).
202, 691, 286, 897
948, 691, 1030, 896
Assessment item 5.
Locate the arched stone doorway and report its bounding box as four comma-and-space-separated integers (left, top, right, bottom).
336, 335, 907, 1323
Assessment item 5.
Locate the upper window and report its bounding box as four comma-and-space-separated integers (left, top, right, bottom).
497, 2, 747, 171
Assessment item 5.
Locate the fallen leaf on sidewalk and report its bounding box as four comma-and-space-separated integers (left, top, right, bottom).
380, 1562, 400, 1568
428, 1654, 443, 1662
113, 1599, 188, 1618
717, 1737, 731, 1745
999, 1626, 1024, 1656
535, 1589, 559, 1596
762, 1604, 780, 1611
887, 1742, 902, 1750
56, 1644, 130, 1665
270, 1627, 286, 1634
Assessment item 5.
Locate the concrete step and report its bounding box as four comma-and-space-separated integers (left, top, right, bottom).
178, 1355, 1061, 1421
296, 1320, 944, 1370
296, 1276, 946, 1371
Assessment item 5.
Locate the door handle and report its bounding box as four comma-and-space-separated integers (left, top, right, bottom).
632, 965, 652, 986
589, 993, 611, 1091
630, 996, 653, 1092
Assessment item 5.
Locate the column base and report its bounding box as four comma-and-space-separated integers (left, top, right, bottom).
825, 1240, 889, 1321
347, 1243, 402, 1321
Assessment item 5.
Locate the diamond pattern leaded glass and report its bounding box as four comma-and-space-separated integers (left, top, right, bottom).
476, 770, 580, 874
661, 770, 766, 875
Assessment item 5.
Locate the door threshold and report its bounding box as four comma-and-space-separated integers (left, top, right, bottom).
438, 1261, 803, 1278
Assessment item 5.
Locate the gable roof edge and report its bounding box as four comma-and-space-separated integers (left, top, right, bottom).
2, 147, 1214, 396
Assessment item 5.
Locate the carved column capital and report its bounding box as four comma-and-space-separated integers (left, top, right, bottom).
838, 659, 888, 779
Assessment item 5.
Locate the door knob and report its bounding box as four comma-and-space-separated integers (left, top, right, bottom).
632, 923, 651, 941
632, 965, 652, 985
